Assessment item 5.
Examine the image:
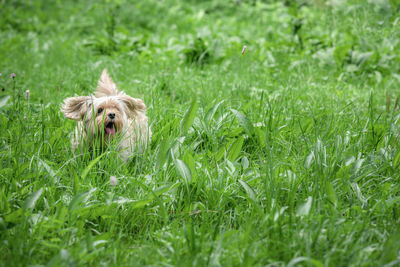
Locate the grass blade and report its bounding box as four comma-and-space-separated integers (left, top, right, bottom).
81, 153, 106, 180
0, 95, 10, 107
231, 109, 254, 136
326, 182, 338, 208
174, 159, 192, 183
23, 188, 44, 210
205, 100, 224, 124
297, 196, 312, 217
228, 136, 244, 162
239, 179, 256, 201
181, 99, 198, 134
68, 188, 96, 212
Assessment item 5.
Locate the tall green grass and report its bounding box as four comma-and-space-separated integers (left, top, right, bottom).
1, 0, 400, 266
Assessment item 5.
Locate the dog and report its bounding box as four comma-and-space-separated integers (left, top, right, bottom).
61, 69, 151, 161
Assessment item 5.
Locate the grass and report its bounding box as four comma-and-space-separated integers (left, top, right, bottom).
1, 0, 400, 266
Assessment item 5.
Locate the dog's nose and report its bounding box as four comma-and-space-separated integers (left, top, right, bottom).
108, 113, 115, 119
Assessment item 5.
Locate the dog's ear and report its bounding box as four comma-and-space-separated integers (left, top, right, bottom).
95, 69, 119, 97
61, 96, 92, 120
117, 95, 147, 117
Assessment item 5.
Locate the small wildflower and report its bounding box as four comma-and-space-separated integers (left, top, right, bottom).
241, 45, 247, 55
110, 175, 118, 186
10, 73, 16, 79
25, 90, 30, 100
24, 115, 27, 120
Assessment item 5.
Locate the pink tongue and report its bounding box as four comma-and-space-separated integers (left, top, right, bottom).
106, 127, 115, 135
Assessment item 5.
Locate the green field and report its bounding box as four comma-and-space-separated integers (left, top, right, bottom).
1, 0, 400, 266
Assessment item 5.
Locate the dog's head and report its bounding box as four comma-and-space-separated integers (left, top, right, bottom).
61, 70, 146, 141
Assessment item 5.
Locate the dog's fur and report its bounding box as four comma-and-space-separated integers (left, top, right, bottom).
61, 69, 151, 161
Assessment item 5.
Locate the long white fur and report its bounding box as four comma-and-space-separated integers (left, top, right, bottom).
62, 69, 151, 161
96, 69, 122, 97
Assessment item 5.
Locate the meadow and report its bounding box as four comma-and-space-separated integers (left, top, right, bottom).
1, 0, 400, 266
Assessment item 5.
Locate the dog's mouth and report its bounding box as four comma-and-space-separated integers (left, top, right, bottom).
105, 122, 116, 135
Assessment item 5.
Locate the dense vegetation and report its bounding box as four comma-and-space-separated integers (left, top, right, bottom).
1, 0, 400, 266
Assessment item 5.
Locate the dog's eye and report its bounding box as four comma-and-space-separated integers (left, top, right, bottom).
98, 108, 103, 114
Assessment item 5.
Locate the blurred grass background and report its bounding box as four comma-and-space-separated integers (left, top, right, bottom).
1, 0, 400, 266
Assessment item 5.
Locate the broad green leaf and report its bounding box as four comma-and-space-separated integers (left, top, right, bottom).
131, 199, 154, 209
42, 241, 61, 249
345, 64, 359, 72
4, 209, 24, 223
304, 151, 314, 169
183, 152, 197, 180
153, 182, 181, 196
68, 191, 90, 212
351, 182, 367, 206
354, 158, 365, 175
296, 196, 312, 216
23, 188, 44, 210
0, 95, 10, 107
345, 156, 355, 166
175, 159, 192, 183
68, 188, 96, 212
130, 182, 181, 209
353, 51, 374, 66
156, 137, 170, 169
255, 127, 266, 148
375, 71, 382, 83
226, 160, 236, 175
393, 150, 400, 168
241, 156, 249, 170
79, 183, 181, 218
239, 179, 256, 201
38, 158, 56, 178
215, 139, 235, 161
205, 100, 224, 124
181, 99, 198, 134
81, 153, 106, 179
326, 182, 338, 208
228, 136, 244, 162
77, 204, 108, 218
231, 109, 254, 135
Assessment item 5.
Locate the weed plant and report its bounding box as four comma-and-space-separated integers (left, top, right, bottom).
1, 0, 400, 266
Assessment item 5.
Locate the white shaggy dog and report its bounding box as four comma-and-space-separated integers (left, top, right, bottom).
61, 69, 151, 161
